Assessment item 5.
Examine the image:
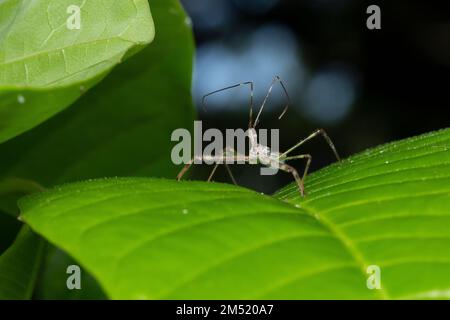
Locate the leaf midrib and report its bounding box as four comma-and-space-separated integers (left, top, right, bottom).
1, 36, 136, 67
298, 201, 391, 300
0, 37, 138, 89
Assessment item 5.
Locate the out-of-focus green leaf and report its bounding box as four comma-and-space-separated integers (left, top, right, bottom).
0, 0, 154, 143
0, 211, 21, 254
34, 246, 107, 300
0, 0, 194, 186
0, 226, 45, 299
0, 178, 44, 216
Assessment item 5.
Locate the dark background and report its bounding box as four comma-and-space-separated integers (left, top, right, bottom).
180, 0, 450, 193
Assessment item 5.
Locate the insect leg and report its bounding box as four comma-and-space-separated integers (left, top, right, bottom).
282, 154, 312, 184
278, 162, 305, 196
207, 148, 239, 185
207, 164, 238, 185
176, 158, 195, 181
207, 164, 220, 182
280, 129, 341, 161
225, 164, 238, 185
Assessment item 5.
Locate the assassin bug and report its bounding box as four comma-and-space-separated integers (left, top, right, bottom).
176, 76, 341, 196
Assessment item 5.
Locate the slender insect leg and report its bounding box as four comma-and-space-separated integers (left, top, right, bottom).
253, 75, 290, 128
176, 158, 195, 181
225, 164, 238, 185
280, 129, 341, 161
283, 154, 312, 195
207, 148, 227, 182
202, 82, 254, 128
278, 162, 305, 196
283, 154, 312, 184
207, 147, 239, 185
207, 164, 220, 182
207, 164, 238, 185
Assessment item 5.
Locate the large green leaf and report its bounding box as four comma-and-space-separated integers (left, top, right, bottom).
18, 128, 450, 299
0, 0, 154, 143
0, 226, 45, 299
0, 0, 194, 186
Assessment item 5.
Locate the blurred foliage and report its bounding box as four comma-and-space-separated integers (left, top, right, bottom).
0, 226, 45, 299
0, 0, 154, 143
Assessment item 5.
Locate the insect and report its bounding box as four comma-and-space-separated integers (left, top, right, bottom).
176, 76, 341, 196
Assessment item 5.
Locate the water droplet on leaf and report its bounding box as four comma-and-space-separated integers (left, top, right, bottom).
17, 94, 26, 104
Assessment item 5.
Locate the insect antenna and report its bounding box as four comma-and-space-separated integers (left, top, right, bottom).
201, 82, 254, 128
253, 76, 290, 128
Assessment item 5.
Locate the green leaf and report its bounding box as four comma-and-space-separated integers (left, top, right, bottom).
0, 0, 194, 186
34, 245, 107, 300
0, 226, 45, 299
0, 178, 45, 216
0, 0, 154, 143
274, 127, 450, 299
0, 211, 21, 254
18, 129, 450, 299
